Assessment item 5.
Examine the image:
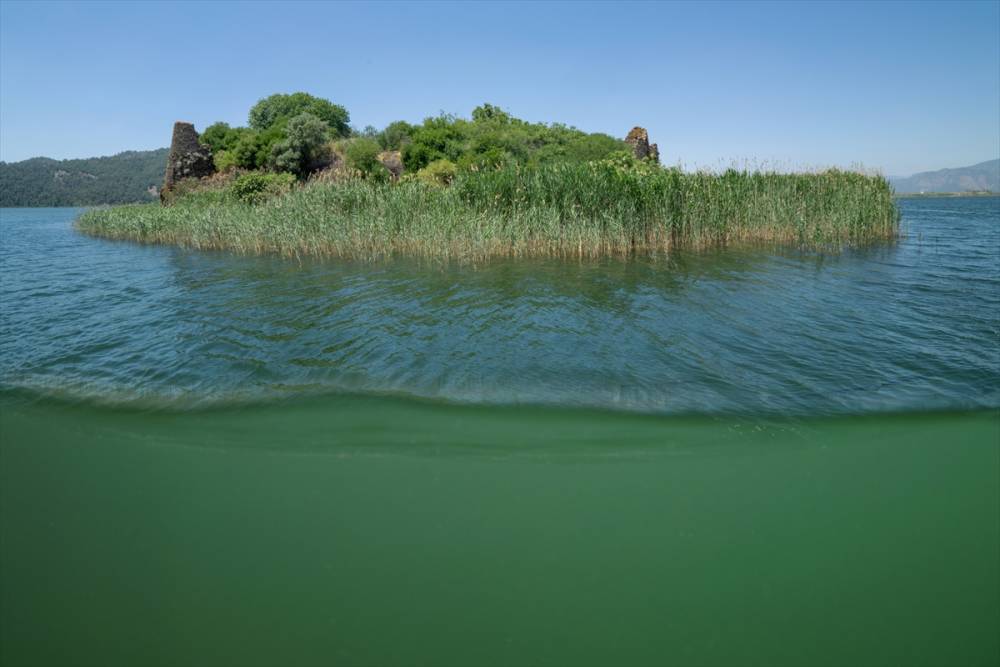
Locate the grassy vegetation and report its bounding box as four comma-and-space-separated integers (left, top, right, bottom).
77, 159, 899, 261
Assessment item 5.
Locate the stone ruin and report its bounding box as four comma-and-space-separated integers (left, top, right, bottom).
625, 127, 659, 163
161, 121, 215, 203
378, 151, 404, 181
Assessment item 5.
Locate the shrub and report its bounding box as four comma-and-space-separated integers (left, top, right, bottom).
344, 137, 388, 181
232, 126, 286, 170
379, 120, 414, 151
228, 172, 295, 205
562, 133, 627, 163
417, 159, 457, 186
401, 115, 465, 171
213, 150, 238, 172
401, 142, 441, 173
457, 147, 507, 172
268, 113, 330, 177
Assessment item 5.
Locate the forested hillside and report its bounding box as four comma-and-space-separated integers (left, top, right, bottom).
0, 149, 167, 206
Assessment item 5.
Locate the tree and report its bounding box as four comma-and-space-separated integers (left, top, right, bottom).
268, 113, 330, 177
379, 120, 414, 151
200, 122, 242, 153
249, 92, 350, 137
471, 103, 511, 124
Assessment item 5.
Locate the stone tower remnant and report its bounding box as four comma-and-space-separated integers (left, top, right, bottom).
625, 127, 659, 163
161, 121, 215, 203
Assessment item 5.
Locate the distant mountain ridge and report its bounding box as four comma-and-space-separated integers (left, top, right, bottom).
0, 149, 168, 207
890, 159, 999, 194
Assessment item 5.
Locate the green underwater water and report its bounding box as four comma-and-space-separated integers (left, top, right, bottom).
1, 198, 998, 666
1, 394, 998, 667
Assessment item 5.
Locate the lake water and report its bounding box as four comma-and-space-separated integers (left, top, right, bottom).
1, 199, 998, 666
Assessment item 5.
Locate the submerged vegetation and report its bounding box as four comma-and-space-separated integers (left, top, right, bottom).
77, 92, 899, 259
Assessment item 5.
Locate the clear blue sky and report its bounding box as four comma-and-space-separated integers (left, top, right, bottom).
1, 0, 997, 175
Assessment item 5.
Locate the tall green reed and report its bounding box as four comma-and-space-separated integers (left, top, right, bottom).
77, 163, 899, 261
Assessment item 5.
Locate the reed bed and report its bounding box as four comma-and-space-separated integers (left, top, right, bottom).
76, 163, 899, 261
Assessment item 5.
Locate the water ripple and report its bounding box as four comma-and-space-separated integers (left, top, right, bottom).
1, 199, 999, 414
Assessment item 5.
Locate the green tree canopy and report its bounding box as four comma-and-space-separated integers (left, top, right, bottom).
398, 105, 628, 173
249, 92, 350, 137
192, 97, 628, 180
199, 122, 250, 154
231, 125, 286, 170
471, 103, 511, 124
378, 121, 414, 151
401, 115, 467, 172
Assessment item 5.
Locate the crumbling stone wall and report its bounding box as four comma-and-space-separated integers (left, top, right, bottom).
161, 122, 215, 203
625, 127, 659, 163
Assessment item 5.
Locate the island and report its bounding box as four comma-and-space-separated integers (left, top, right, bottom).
77, 92, 900, 259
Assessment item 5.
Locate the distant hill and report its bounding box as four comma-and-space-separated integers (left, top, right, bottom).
0, 148, 168, 207
890, 159, 999, 194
